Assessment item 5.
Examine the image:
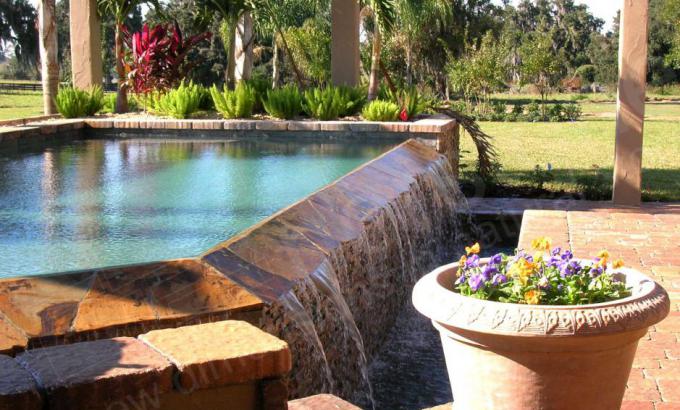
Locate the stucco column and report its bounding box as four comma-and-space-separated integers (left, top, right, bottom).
331, 0, 360, 86
613, 0, 649, 206
69, 0, 103, 89
235, 12, 254, 82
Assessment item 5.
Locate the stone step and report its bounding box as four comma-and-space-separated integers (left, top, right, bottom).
288, 394, 361, 409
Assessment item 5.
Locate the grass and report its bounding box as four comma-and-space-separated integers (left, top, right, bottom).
460, 101, 680, 201
0, 91, 44, 119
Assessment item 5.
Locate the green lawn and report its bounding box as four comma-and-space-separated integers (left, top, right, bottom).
0, 91, 43, 119
460, 104, 680, 201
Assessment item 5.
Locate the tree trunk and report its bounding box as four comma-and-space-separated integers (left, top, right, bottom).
222, 17, 238, 89
234, 12, 254, 82
39, 0, 59, 115
367, 21, 381, 101
276, 27, 304, 88
405, 37, 413, 86
114, 24, 128, 113
272, 40, 280, 88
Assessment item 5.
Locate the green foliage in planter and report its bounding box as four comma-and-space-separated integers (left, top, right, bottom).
361, 100, 400, 122
303, 86, 345, 120
263, 85, 303, 120
103, 93, 139, 113
211, 82, 257, 119
244, 76, 271, 113
55, 86, 105, 118
197, 85, 214, 110
151, 81, 202, 119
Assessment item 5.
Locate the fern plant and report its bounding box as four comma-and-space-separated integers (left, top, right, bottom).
337, 85, 366, 117
362, 100, 400, 122
211, 82, 257, 119
263, 85, 303, 119
55, 86, 105, 118
152, 81, 202, 119
303, 87, 346, 120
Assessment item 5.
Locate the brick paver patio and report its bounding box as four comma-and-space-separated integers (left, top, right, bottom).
510, 200, 680, 410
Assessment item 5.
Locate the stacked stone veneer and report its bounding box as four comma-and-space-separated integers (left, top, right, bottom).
1, 320, 291, 410
0, 119, 462, 406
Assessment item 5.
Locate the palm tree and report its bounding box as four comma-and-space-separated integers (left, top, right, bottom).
38, 0, 58, 114
364, 0, 396, 100
96, 0, 160, 113
196, 0, 250, 88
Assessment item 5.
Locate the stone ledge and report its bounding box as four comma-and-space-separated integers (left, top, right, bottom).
0, 355, 42, 410
16, 337, 173, 410
139, 321, 291, 391
288, 394, 361, 409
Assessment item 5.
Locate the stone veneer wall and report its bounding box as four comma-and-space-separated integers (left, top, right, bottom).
0, 118, 461, 406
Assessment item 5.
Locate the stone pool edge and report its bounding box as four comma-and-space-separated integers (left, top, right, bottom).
0, 131, 459, 355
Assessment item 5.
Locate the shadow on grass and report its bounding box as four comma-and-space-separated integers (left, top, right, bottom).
461, 167, 680, 202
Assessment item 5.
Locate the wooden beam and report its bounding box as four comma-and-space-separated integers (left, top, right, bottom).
69, 0, 102, 89
613, 0, 649, 206
331, 0, 360, 87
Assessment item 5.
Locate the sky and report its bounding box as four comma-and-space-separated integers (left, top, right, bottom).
494, 0, 620, 32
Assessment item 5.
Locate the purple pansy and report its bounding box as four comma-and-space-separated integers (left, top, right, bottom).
481, 264, 498, 280
490, 253, 503, 265
538, 276, 551, 290
455, 275, 466, 285
560, 260, 582, 277
491, 273, 508, 286
468, 274, 485, 291
551, 247, 562, 257
466, 254, 480, 268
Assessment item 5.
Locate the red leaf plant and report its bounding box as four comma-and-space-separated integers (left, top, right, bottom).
123, 22, 211, 94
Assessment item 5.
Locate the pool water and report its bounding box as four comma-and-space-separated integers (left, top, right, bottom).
0, 138, 394, 278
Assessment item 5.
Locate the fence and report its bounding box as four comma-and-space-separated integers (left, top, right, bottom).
0, 82, 117, 92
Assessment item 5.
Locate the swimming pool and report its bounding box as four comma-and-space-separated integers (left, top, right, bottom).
0, 138, 394, 278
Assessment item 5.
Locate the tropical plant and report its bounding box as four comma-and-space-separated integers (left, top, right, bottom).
366, 0, 397, 100
337, 85, 367, 117
211, 82, 257, 118
149, 81, 202, 119
362, 99, 400, 121
194, 0, 249, 87
125, 22, 211, 94
96, 0, 162, 113
263, 85, 302, 119
55, 86, 105, 118
303, 87, 346, 120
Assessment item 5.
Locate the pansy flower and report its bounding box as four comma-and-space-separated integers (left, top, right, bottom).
468, 274, 485, 292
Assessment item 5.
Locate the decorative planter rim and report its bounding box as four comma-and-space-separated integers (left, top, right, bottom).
412, 257, 670, 337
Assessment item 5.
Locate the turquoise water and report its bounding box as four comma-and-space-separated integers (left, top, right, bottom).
0, 138, 394, 278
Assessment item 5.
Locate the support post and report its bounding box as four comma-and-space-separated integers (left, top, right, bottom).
69, 0, 103, 89
235, 12, 254, 82
331, 0, 360, 87
613, 0, 649, 206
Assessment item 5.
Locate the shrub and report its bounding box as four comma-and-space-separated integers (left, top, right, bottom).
303, 87, 345, 120
563, 103, 582, 121
525, 102, 543, 122
153, 81, 202, 119
244, 76, 270, 113
211, 82, 257, 119
337, 85, 366, 117
511, 104, 524, 115
529, 164, 555, 190
103, 93, 139, 113
548, 104, 565, 122
197, 85, 214, 110
125, 22, 211, 94
361, 100, 400, 122
55, 86, 105, 118
263, 85, 303, 119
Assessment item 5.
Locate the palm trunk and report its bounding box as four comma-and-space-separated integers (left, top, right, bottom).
38, 0, 59, 115
227, 16, 237, 88
114, 23, 128, 113
367, 21, 381, 101
276, 28, 304, 88
405, 37, 413, 86
272, 40, 280, 88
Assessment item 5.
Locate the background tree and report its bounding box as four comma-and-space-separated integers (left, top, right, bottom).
520, 35, 563, 116
365, 0, 396, 100
0, 0, 38, 75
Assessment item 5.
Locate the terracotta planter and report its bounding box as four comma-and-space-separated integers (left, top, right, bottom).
412, 259, 670, 410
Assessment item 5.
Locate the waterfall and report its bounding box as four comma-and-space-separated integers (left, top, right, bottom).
262, 152, 472, 404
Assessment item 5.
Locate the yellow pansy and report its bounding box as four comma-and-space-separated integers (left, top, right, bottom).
465, 243, 480, 255
509, 258, 536, 285
531, 237, 552, 252
524, 290, 541, 305
613, 259, 624, 269
458, 255, 467, 267
597, 250, 610, 259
